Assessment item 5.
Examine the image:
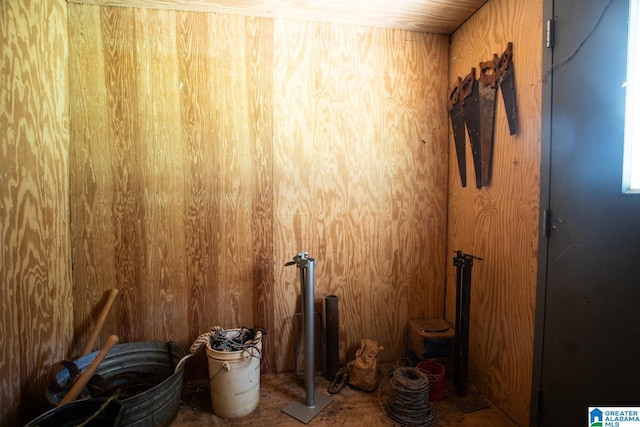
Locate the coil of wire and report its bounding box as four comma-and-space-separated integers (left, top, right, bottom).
385, 367, 436, 427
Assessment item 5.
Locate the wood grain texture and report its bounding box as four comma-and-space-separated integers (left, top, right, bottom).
446, 0, 542, 425
69, 3, 117, 356
272, 20, 449, 370
67, 0, 486, 34
69, 4, 275, 373
135, 8, 187, 344
69, 4, 449, 377
0, 0, 541, 423
0, 0, 72, 424
244, 17, 276, 374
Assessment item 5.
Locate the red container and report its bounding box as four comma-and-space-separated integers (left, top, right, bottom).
417, 360, 446, 401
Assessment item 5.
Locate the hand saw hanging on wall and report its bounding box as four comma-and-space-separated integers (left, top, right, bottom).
461, 68, 483, 189
496, 42, 517, 135
478, 58, 498, 187
474, 42, 517, 188
449, 77, 467, 188
449, 42, 517, 189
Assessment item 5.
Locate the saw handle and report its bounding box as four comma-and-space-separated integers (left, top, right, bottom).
58, 335, 119, 406
461, 67, 477, 101
495, 42, 513, 81
81, 288, 119, 356
448, 76, 462, 110
479, 59, 497, 89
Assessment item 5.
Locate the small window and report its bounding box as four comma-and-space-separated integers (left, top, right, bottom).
624, 0, 640, 193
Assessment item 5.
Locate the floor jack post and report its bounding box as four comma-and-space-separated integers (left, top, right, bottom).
283, 252, 332, 424
453, 250, 483, 396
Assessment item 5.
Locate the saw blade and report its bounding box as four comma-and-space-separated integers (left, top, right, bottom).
461, 68, 483, 189
497, 42, 518, 135
449, 78, 467, 188
478, 58, 498, 186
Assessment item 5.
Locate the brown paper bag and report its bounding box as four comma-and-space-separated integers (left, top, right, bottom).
347, 339, 384, 391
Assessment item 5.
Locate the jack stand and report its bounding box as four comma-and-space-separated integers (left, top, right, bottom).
453, 250, 483, 397
282, 252, 332, 424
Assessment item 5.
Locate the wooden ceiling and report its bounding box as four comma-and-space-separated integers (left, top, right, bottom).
68, 0, 487, 34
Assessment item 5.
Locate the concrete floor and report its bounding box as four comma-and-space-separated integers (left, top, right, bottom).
171, 371, 519, 427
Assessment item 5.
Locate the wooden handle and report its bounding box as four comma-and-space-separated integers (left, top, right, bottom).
81, 288, 119, 356
461, 67, 477, 100
59, 335, 119, 406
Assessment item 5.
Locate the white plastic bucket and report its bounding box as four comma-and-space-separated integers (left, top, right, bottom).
205, 329, 262, 418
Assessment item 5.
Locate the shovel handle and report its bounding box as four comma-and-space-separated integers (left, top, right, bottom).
59, 335, 119, 406
81, 288, 119, 356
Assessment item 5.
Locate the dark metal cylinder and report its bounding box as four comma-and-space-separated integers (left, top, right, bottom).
325, 294, 339, 381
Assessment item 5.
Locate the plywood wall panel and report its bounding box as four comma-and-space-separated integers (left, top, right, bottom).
135, 8, 187, 343
272, 20, 449, 369
175, 10, 219, 360
4, 0, 462, 420
69, 3, 119, 355
1, 0, 71, 424
69, 5, 275, 371
102, 6, 148, 343
242, 18, 276, 374
69, 5, 448, 376
447, 0, 542, 425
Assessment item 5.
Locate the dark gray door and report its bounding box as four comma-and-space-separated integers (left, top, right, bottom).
535, 0, 640, 425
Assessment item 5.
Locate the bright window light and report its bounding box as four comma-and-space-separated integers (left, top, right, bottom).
624, 0, 640, 193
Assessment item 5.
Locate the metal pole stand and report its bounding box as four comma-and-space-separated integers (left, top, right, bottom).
453, 250, 483, 397
282, 252, 332, 424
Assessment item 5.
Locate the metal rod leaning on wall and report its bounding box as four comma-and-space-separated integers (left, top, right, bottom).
453, 250, 483, 396
283, 252, 332, 424
301, 255, 315, 406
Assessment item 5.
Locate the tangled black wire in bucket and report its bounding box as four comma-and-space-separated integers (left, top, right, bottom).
209, 326, 265, 358
384, 367, 436, 427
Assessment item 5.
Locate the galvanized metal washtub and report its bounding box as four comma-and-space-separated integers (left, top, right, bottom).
47, 341, 186, 427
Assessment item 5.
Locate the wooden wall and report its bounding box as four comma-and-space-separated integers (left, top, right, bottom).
271, 20, 449, 370
2, 2, 544, 424
0, 0, 72, 425
69, 4, 275, 371
68, 4, 450, 375
447, 0, 542, 425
